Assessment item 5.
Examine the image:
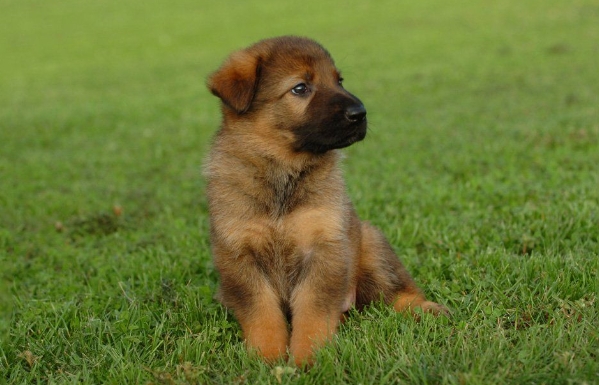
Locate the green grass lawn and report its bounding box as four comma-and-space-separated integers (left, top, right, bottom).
1, 0, 598, 383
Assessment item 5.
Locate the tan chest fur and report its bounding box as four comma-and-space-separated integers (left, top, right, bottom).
206, 137, 359, 305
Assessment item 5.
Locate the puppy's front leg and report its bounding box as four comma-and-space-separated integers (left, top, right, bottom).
289, 272, 346, 366
219, 273, 288, 362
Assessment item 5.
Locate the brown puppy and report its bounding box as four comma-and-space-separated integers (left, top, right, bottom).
205, 36, 447, 366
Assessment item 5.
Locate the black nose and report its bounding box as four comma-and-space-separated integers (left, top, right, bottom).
345, 104, 367, 122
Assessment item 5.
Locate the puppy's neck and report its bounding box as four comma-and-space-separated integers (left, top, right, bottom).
213, 123, 343, 216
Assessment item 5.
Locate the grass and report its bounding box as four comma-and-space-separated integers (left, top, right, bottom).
1, 0, 598, 383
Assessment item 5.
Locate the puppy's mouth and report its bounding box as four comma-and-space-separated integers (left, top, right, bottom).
294, 119, 367, 154
331, 120, 367, 149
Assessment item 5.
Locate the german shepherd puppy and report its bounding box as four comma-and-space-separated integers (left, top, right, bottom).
205, 36, 448, 366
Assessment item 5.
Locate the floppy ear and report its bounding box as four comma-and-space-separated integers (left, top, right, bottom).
207, 50, 261, 114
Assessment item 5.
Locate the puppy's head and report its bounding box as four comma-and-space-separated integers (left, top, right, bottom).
208, 36, 367, 154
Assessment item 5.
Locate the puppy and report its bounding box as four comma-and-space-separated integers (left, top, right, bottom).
205, 36, 447, 366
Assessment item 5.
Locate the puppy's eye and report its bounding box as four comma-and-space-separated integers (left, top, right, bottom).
291, 83, 309, 96
338, 77, 344, 86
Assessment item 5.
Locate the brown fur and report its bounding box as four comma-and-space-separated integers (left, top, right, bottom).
205, 36, 448, 366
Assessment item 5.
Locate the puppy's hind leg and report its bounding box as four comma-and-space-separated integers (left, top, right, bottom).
355, 222, 449, 317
